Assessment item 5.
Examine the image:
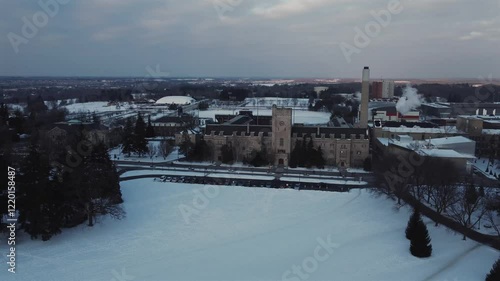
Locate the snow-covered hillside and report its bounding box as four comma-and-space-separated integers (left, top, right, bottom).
1, 182, 497, 281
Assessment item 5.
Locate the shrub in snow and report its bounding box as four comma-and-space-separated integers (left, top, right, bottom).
406, 208, 421, 240
486, 257, 500, 281
410, 219, 432, 258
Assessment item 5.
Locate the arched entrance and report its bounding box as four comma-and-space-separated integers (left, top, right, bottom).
278, 158, 284, 165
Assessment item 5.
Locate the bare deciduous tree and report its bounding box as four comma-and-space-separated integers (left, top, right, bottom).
429, 185, 459, 226
159, 139, 172, 160
147, 142, 158, 163
88, 198, 125, 226
449, 184, 487, 240
484, 192, 500, 237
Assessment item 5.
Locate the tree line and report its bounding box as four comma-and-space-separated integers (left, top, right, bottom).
121, 113, 155, 157
0, 103, 124, 241
1, 130, 124, 241
289, 138, 325, 169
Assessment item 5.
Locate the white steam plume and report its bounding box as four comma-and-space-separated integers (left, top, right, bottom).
396, 85, 423, 115
354, 91, 361, 102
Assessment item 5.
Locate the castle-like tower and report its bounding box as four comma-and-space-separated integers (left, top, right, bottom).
271, 105, 292, 166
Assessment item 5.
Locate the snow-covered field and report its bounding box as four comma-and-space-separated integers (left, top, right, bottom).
198, 109, 330, 125
2, 181, 498, 281
63, 101, 131, 114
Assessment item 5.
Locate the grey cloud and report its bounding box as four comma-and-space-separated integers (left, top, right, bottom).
0, 0, 499, 78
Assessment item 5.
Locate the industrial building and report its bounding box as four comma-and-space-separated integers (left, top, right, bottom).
371, 80, 395, 99
456, 115, 500, 156
374, 134, 476, 173
421, 102, 500, 118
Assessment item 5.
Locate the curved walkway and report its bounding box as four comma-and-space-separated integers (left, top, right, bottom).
422, 243, 483, 281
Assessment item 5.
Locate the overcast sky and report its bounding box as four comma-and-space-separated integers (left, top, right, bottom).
1, 0, 499, 79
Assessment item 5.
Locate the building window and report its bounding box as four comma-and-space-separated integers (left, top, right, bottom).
341, 144, 347, 149
280, 138, 284, 146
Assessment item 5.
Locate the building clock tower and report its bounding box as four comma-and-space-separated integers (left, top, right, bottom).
272, 105, 292, 166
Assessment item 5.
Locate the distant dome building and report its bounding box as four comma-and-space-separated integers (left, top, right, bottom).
155, 96, 195, 105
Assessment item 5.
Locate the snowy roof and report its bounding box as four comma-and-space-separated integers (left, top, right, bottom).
483, 129, 500, 135
155, 96, 195, 105
417, 149, 475, 159
377, 137, 390, 146
422, 103, 450, 109
428, 136, 474, 146
377, 137, 475, 160
458, 115, 500, 120
382, 126, 458, 134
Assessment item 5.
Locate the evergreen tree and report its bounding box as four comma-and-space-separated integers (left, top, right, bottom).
305, 138, 314, 168
410, 219, 432, 258
465, 184, 478, 205
0, 103, 9, 124
307, 138, 314, 152
249, 148, 269, 167
300, 137, 307, 167
221, 144, 234, 164
121, 118, 134, 157
486, 257, 500, 281
191, 139, 211, 161
479, 186, 485, 197
289, 140, 302, 168
145, 116, 155, 138
133, 113, 148, 156
363, 157, 372, 171
92, 112, 100, 126
18, 144, 62, 240
179, 133, 194, 159
316, 146, 325, 169
406, 208, 421, 240
54, 129, 88, 228
198, 101, 209, 110
72, 141, 124, 227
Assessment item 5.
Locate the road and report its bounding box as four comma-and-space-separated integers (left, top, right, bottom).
114, 159, 377, 186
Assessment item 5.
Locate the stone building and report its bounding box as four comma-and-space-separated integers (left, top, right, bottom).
200, 106, 369, 167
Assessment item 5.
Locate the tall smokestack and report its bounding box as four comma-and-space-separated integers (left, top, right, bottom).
358, 66, 370, 128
